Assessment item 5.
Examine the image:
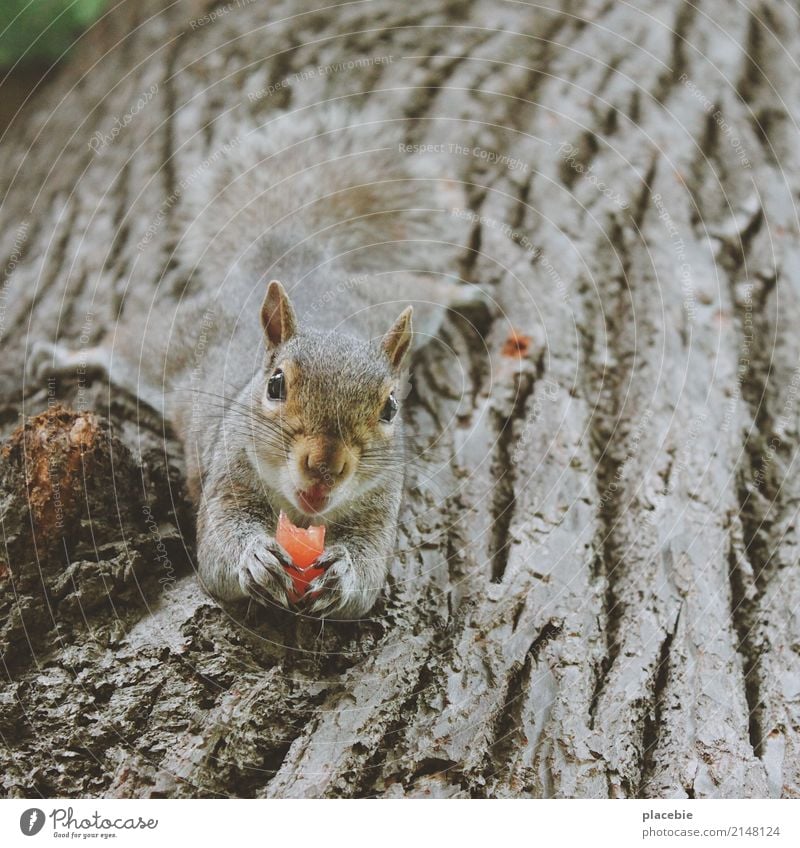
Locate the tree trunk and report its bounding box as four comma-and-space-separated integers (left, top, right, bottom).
2, 0, 799, 799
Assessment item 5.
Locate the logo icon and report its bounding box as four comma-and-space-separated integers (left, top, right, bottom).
20, 809, 45, 836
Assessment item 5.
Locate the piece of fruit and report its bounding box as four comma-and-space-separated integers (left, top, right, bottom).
285, 563, 325, 604
276, 511, 325, 567
276, 511, 326, 603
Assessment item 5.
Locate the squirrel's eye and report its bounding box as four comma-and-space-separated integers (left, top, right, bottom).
267, 369, 286, 401
380, 392, 398, 423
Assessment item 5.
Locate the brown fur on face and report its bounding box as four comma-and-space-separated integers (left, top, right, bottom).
259, 334, 401, 508
292, 433, 360, 488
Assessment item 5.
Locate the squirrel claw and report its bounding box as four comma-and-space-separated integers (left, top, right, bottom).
261, 537, 294, 570
240, 537, 295, 609
305, 545, 362, 618
243, 573, 287, 609
314, 545, 349, 572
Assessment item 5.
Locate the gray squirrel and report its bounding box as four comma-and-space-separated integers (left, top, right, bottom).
29, 108, 475, 619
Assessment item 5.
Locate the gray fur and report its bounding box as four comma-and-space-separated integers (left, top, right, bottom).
28, 107, 470, 620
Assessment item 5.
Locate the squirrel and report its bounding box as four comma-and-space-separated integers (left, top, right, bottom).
28, 108, 475, 619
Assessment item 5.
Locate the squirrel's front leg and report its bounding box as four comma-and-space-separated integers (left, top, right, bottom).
196, 494, 295, 610
305, 534, 393, 620
305, 489, 401, 619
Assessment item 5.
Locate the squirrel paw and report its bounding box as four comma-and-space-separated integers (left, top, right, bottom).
239, 537, 295, 610
305, 544, 373, 619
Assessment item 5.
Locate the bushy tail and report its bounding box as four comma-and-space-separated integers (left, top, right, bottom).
178, 106, 463, 289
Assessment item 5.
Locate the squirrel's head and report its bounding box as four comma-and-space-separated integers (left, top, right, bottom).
252, 280, 412, 518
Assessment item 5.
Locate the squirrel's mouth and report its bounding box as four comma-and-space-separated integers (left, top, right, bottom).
296, 483, 330, 514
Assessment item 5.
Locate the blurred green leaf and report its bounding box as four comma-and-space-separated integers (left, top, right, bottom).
0, 0, 109, 66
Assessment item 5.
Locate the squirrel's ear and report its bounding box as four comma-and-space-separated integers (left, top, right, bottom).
261, 281, 297, 348
382, 306, 413, 372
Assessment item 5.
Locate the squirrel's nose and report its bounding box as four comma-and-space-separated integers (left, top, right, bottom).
298, 438, 354, 484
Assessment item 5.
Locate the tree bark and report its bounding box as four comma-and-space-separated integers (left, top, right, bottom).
2, 0, 800, 798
